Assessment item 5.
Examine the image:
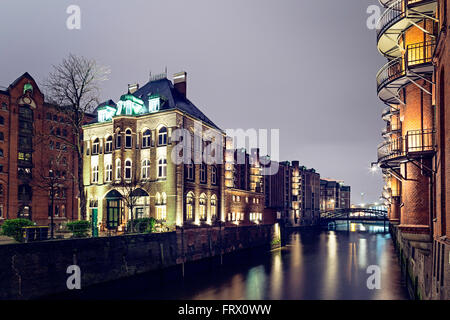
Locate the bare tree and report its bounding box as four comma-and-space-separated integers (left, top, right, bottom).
44, 54, 109, 220
33, 151, 72, 239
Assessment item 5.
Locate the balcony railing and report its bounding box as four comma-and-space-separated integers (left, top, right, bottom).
377, 40, 435, 94
382, 106, 392, 120
378, 129, 435, 163
377, 0, 434, 40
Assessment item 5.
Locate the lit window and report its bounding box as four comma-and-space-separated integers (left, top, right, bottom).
92, 138, 100, 155
142, 159, 150, 179
149, 97, 160, 113
115, 159, 121, 180
125, 129, 132, 148
186, 192, 194, 221
211, 195, 217, 221
158, 127, 167, 146
199, 193, 207, 221
92, 165, 99, 183
156, 192, 167, 221
142, 129, 151, 148
125, 159, 132, 180
105, 164, 112, 182
158, 158, 167, 178
105, 136, 113, 153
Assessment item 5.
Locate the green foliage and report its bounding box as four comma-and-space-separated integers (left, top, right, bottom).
0, 219, 34, 242
127, 217, 156, 234
66, 220, 91, 238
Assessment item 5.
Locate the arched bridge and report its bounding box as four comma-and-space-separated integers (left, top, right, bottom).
320, 208, 388, 224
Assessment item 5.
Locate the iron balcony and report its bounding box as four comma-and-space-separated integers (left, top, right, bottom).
377, 40, 435, 104
377, 129, 436, 166
376, 0, 437, 58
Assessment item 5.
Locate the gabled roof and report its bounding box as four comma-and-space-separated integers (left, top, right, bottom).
133, 78, 221, 130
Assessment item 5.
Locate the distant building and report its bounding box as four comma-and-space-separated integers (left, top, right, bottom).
319, 179, 351, 212
264, 160, 320, 227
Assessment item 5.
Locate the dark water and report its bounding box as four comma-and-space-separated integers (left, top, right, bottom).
55, 223, 408, 300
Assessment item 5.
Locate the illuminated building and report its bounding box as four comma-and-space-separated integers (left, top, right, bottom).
264, 161, 320, 227
0, 73, 89, 226
375, 0, 449, 299
319, 179, 351, 212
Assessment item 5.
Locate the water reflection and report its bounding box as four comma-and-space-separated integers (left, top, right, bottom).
56, 223, 408, 300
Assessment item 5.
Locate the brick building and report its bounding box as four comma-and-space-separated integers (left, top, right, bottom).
264, 160, 321, 227
319, 179, 351, 212
0, 73, 85, 226
375, 0, 449, 299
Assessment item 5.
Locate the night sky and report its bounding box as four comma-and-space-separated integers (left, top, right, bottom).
0, 0, 387, 204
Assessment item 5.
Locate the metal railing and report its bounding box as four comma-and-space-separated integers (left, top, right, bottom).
377, 57, 405, 92
406, 40, 436, 66
378, 129, 435, 162
382, 106, 392, 120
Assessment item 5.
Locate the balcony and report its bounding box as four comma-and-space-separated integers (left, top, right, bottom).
377, 129, 435, 165
377, 0, 437, 58
382, 120, 402, 139
382, 106, 392, 121
377, 40, 435, 104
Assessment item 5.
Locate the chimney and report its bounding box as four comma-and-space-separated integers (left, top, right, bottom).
173, 71, 187, 98
128, 83, 139, 94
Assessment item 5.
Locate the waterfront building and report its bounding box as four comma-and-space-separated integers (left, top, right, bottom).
0, 73, 88, 226
319, 179, 351, 212
264, 160, 320, 227
375, 0, 449, 299
82, 72, 266, 231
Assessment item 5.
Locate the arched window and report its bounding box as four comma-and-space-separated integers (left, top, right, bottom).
142, 129, 151, 148
186, 192, 194, 221
115, 159, 121, 180
105, 163, 112, 182
156, 192, 167, 221
0, 116, 4, 125
211, 195, 217, 221
158, 126, 167, 146
142, 159, 150, 179
92, 138, 100, 155
125, 129, 132, 148
200, 164, 207, 183
115, 130, 122, 149
105, 136, 113, 153
158, 158, 167, 178
124, 159, 132, 180
211, 166, 217, 185
92, 165, 99, 183
199, 193, 207, 221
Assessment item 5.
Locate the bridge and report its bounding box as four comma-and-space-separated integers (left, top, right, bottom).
320, 208, 388, 226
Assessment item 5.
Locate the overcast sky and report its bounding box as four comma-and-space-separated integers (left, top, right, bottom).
0, 0, 387, 204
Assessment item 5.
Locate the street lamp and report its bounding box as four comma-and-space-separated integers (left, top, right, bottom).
49, 169, 55, 239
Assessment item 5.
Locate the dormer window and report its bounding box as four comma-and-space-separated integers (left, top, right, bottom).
149, 97, 160, 113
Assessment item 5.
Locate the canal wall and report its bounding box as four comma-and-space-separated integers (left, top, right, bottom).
390, 224, 450, 300
0, 224, 280, 300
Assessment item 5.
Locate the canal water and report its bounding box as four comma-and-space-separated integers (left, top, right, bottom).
55, 223, 408, 300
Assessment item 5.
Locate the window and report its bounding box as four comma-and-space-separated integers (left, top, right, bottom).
125, 159, 132, 180
158, 127, 167, 146
92, 165, 99, 183
0, 116, 4, 125
142, 159, 150, 179
211, 195, 217, 221
105, 136, 113, 153
46, 113, 52, 120
0, 132, 4, 141
199, 193, 207, 221
0, 184, 3, 195
2, 103, 8, 110
0, 164, 3, 173
105, 164, 112, 182
115, 131, 122, 149
211, 166, 217, 185
186, 162, 194, 180
158, 158, 167, 179
0, 204, 3, 219
92, 138, 100, 155
0, 149, 3, 157
61, 205, 66, 217
200, 164, 207, 183
142, 129, 151, 148
156, 192, 167, 221
125, 129, 132, 148
186, 192, 194, 221
115, 159, 121, 180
